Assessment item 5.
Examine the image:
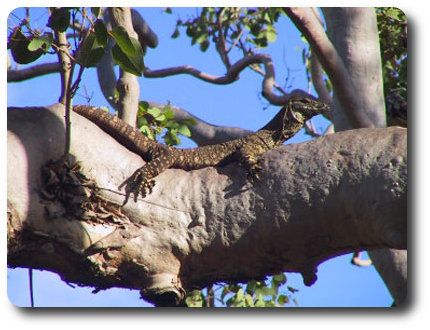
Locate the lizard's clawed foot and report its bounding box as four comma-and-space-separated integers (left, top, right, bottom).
247, 163, 263, 182
119, 167, 155, 205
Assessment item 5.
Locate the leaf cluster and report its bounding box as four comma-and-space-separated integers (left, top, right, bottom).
8, 7, 145, 76
376, 7, 407, 100
185, 273, 299, 307
169, 7, 282, 55
137, 101, 195, 146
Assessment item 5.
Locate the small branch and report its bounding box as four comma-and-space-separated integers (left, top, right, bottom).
108, 7, 140, 125
226, 24, 245, 53
144, 54, 317, 105
310, 53, 332, 105
215, 8, 231, 68
53, 29, 74, 162
308, 8, 332, 106
130, 9, 158, 48
54, 30, 72, 105
284, 7, 375, 128
7, 62, 61, 82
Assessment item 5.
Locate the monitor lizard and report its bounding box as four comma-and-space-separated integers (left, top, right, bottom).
73, 98, 329, 204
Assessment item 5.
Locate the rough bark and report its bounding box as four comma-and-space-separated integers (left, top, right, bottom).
7, 104, 407, 305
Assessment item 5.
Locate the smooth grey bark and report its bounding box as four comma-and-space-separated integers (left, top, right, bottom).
106, 8, 140, 125
322, 8, 405, 306
7, 105, 406, 305
322, 7, 386, 130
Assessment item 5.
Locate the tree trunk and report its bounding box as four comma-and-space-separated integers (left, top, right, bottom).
7, 104, 407, 305
322, 7, 406, 306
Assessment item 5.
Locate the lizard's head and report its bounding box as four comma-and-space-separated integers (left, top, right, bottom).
261, 97, 329, 139
288, 97, 329, 119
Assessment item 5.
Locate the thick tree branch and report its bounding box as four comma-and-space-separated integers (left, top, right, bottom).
284, 7, 375, 128
7, 105, 406, 305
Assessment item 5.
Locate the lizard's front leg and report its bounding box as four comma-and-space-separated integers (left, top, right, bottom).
120, 151, 176, 204
236, 134, 274, 182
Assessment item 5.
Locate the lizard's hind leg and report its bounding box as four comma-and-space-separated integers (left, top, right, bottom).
119, 153, 176, 205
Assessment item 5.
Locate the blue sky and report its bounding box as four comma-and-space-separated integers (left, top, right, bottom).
7, 7, 393, 307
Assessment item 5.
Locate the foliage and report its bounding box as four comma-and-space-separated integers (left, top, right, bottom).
376, 7, 407, 100
7, 7, 198, 152
7, 7, 145, 76
185, 273, 299, 307
169, 7, 281, 57
137, 101, 195, 146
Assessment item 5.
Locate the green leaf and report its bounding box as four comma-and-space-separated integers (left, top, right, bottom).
137, 116, 148, 127
163, 109, 175, 120
244, 294, 254, 307
163, 130, 181, 146
186, 26, 194, 37
111, 37, 144, 76
199, 39, 209, 52
139, 125, 154, 140
27, 34, 53, 52
48, 8, 70, 32
277, 294, 289, 306
193, 31, 207, 45
91, 7, 102, 18
272, 273, 286, 286
230, 288, 245, 307
146, 107, 161, 118
111, 26, 135, 56
182, 118, 197, 126
287, 285, 299, 293
79, 33, 105, 67
86, 47, 105, 67
255, 286, 275, 297
265, 25, 277, 43
246, 280, 257, 295
8, 28, 44, 64
177, 123, 191, 137
185, 290, 204, 307
253, 296, 266, 307
154, 114, 166, 122
94, 19, 108, 47
171, 27, 180, 39
164, 120, 179, 129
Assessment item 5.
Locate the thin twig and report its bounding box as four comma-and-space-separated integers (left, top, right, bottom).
215, 7, 231, 68
28, 268, 34, 307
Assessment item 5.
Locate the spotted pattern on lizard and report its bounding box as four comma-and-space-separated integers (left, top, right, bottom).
73, 98, 328, 204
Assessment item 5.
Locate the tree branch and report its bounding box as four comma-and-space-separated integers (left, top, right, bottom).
284, 7, 375, 128
321, 8, 386, 129
7, 105, 406, 305
7, 62, 61, 82
144, 53, 317, 105
147, 101, 251, 146
107, 7, 140, 125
